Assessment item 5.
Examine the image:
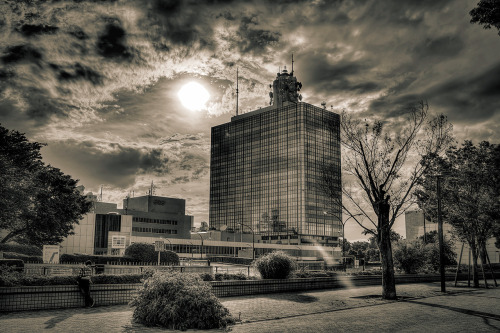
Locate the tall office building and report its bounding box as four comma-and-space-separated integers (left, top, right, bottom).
210, 67, 342, 246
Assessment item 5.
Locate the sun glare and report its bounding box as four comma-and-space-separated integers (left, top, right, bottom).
178, 82, 210, 111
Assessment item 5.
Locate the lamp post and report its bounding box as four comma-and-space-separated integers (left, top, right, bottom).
437, 174, 446, 292
237, 223, 255, 260
191, 232, 205, 259
187, 241, 194, 258
162, 238, 172, 251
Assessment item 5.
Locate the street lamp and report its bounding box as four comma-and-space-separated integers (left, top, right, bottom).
324, 211, 356, 271
191, 231, 206, 259
162, 237, 172, 251
237, 223, 255, 260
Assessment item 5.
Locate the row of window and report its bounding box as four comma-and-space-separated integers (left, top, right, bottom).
132, 217, 178, 225
132, 227, 178, 234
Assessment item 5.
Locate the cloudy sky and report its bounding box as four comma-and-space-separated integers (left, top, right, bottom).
1, 0, 499, 240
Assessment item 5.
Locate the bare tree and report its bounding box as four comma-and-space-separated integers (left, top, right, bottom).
322, 102, 453, 299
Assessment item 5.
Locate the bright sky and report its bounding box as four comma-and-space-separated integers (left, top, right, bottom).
1, 0, 499, 241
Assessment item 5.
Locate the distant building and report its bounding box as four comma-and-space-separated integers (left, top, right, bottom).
404, 210, 499, 263
60, 195, 194, 256
209, 67, 342, 246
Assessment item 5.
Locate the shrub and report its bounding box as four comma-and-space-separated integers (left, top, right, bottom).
131, 270, 235, 330
160, 250, 180, 265
393, 240, 426, 274
253, 251, 296, 279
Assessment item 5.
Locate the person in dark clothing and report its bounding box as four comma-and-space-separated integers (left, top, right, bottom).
77, 260, 94, 307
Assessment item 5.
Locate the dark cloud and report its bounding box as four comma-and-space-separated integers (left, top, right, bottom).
1, 45, 43, 65
17, 24, 59, 37
54, 63, 103, 85
426, 62, 500, 123
97, 23, 132, 59
300, 54, 379, 94
411, 35, 464, 60
235, 14, 281, 54
43, 140, 170, 188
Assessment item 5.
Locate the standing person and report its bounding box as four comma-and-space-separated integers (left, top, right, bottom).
77, 260, 94, 307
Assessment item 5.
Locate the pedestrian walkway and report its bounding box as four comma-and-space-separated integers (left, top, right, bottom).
0, 281, 499, 332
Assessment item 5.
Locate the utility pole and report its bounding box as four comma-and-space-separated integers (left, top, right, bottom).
437, 175, 446, 292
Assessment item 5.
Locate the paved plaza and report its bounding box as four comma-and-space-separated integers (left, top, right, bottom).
1, 281, 499, 332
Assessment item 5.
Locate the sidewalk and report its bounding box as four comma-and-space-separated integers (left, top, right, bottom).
0, 281, 499, 332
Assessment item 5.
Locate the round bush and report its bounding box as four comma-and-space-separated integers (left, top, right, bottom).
131, 270, 234, 330
253, 251, 296, 279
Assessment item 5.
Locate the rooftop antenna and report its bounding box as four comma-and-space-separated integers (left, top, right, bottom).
321, 101, 327, 109
99, 185, 103, 202
236, 68, 239, 116
291, 53, 294, 75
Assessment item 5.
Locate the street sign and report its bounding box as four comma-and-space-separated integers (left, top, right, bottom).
154, 241, 165, 252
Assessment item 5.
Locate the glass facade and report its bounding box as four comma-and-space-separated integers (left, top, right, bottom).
210, 102, 341, 245
94, 214, 121, 252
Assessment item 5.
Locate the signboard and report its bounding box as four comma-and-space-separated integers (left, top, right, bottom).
154, 240, 165, 252
111, 236, 126, 249
43, 245, 60, 264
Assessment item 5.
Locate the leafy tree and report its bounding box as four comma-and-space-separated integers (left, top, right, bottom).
124, 242, 179, 264
0, 125, 91, 246
322, 102, 453, 299
470, 0, 500, 35
415, 141, 500, 287
393, 240, 426, 274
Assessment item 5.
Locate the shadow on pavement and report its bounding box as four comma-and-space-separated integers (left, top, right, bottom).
260, 292, 319, 303
404, 299, 500, 321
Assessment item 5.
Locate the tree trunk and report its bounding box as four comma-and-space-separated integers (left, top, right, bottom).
379, 226, 397, 300
471, 247, 480, 288
378, 197, 397, 300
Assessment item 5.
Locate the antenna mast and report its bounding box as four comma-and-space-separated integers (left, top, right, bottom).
291, 53, 294, 75
236, 68, 239, 116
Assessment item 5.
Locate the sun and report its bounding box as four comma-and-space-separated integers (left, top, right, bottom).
177, 82, 210, 111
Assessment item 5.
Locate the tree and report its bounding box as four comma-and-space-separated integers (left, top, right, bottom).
0, 125, 91, 246
124, 242, 179, 264
322, 102, 453, 299
393, 240, 426, 274
470, 0, 500, 35
415, 141, 500, 287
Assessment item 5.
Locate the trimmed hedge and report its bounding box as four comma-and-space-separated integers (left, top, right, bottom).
0, 267, 145, 287
2, 252, 43, 263
200, 272, 250, 281
0, 243, 42, 256
60, 254, 138, 264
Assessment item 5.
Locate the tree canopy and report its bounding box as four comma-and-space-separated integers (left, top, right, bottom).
470, 0, 500, 35
0, 124, 91, 246
415, 140, 500, 287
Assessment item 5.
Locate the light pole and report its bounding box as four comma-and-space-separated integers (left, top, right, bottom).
237, 223, 255, 260
161, 238, 172, 265
325, 211, 354, 271
191, 232, 205, 259
437, 174, 446, 292
162, 238, 172, 251
187, 241, 194, 258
